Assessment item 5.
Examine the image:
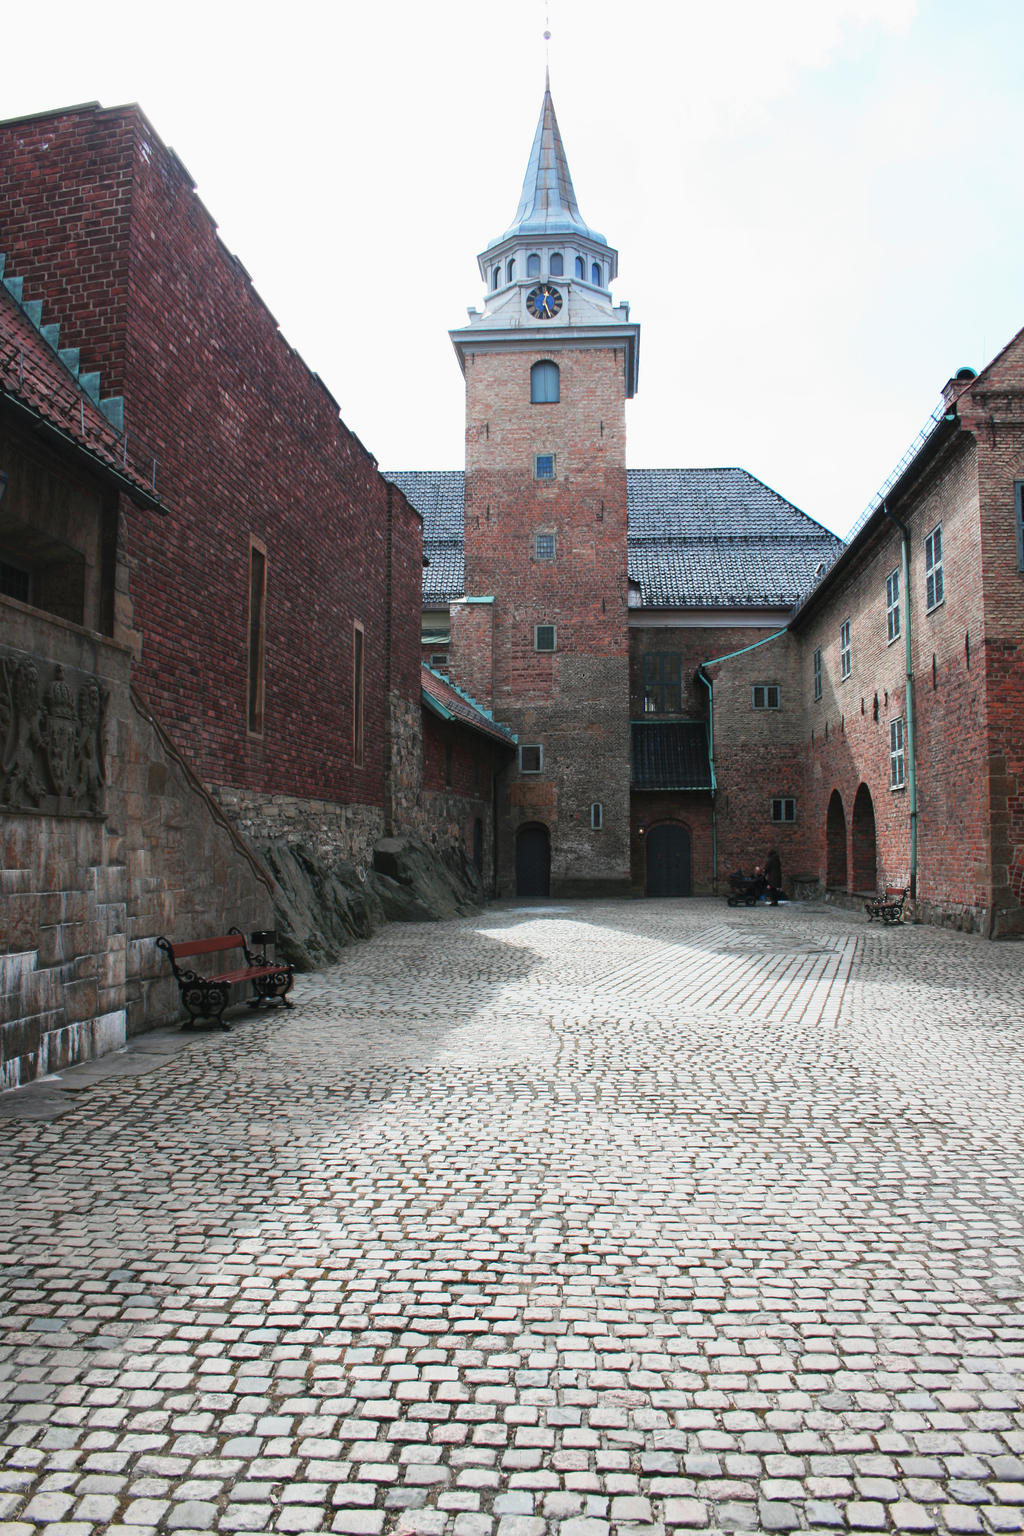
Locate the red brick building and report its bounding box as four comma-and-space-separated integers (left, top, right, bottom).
396, 83, 1024, 935
0, 102, 513, 1085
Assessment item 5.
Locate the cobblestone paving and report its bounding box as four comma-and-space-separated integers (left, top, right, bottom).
2, 898, 1024, 1536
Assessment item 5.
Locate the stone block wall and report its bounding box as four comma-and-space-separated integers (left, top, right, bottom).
1, 598, 273, 1088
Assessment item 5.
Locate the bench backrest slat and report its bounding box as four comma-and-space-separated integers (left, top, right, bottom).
169, 934, 246, 959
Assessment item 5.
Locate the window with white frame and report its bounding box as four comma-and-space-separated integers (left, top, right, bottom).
534, 453, 555, 480
890, 716, 906, 788
771, 797, 796, 823
520, 743, 543, 773
534, 624, 556, 652
886, 568, 901, 643
590, 802, 603, 830
925, 524, 944, 610
813, 646, 822, 701
840, 619, 851, 679
752, 683, 781, 710
534, 531, 555, 560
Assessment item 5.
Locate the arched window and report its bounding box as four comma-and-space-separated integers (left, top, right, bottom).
527, 252, 541, 277
550, 252, 563, 276
591, 262, 602, 286
530, 360, 560, 404
575, 255, 585, 279
492, 266, 501, 289
507, 258, 516, 282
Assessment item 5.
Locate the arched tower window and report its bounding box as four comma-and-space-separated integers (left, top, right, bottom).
530, 360, 560, 404
527, 253, 541, 277
575, 255, 585, 279
507, 258, 516, 282
591, 262, 602, 286
550, 252, 563, 276
492, 266, 501, 289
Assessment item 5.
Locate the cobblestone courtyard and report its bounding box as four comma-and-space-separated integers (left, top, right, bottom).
2, 899, 1024, 1536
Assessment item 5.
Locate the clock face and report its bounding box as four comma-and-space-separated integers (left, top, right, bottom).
526, 284, 563, 320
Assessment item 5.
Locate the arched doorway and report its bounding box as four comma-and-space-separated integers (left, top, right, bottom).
515, 823, 550, 898
851, 783, 877, 892
646, 823, 692, 897
826, 790, 848, 889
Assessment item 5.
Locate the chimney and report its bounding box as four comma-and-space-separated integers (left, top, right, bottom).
941, 366, 977, 413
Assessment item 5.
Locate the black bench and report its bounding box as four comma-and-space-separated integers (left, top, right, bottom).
156, 927, 294, 1029
864, 886, 910, 925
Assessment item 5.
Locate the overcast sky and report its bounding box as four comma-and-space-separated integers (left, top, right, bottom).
6, 0, 1023, 537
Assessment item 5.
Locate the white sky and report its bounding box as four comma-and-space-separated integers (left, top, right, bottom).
6, 0, 1023, 537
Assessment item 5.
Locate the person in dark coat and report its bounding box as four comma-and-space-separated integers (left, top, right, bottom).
764, 849, 782, 906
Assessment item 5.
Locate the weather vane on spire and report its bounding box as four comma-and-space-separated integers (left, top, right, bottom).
544, 1, 551, 74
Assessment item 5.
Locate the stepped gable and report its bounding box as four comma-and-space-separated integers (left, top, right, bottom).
627, 467, 843, 608
0, 274, 161, 509
421, 665, 516, 747
386, 471, 464, 603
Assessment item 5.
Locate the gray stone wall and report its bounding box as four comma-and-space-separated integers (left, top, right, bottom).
1, 599, 273, 1088
209, 786, 385, 870
386, 690, 424, 837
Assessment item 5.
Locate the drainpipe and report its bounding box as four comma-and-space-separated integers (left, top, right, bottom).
696, 666, 718, 886
698, 628, 788, 891
881, 503, 918, 901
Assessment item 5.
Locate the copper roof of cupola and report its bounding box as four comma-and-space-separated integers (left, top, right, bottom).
489, 76, 607, 248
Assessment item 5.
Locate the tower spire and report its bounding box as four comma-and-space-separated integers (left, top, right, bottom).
502, 79, 605, 245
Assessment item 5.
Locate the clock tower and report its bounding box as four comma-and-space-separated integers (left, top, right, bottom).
450, 79, 640, 897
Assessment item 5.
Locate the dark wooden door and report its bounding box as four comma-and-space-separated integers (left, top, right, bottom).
646, 823, 691, 896
515, 824, 550, 898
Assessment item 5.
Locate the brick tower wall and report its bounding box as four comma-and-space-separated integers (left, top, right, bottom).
461, 342, 631, 896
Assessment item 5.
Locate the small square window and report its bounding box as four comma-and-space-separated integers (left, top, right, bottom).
534, 532, 555, 560
890, 716, 906, 788
590, 802, 603, 830
813, 646, 822, 701
429, 652, 449, 672
520, 743, 543, 774
534, 454, 555, 480
771, 797, 796, 823
840, 618, 851, 680
534, 624, 556, 652
886, 569, 901, 644
925, 524, 944, 610
752, 684, 780, 710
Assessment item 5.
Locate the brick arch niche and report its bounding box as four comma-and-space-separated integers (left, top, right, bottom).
826, 791, 848, 890
851, 783, 878, 893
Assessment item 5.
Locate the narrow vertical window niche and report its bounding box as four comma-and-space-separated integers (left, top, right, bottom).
247, 536, 267, 736
353, 620, 366, 767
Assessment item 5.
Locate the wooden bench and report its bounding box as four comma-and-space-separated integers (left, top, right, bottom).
156, 927, 294, 1029
864, 886, 910, 925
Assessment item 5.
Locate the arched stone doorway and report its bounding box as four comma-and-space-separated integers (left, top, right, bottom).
826, 791, 848, 889
645, 823, 692, 897
851, 783, 877, 892
515, 823, 550, 898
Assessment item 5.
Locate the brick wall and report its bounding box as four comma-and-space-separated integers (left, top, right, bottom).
0, 105, 424, 862
460, 343, 631, 895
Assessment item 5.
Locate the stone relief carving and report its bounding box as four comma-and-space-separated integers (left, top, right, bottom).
0, 649, 107, 816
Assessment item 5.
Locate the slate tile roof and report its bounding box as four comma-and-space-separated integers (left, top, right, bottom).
387, 471, 465, 604
421, 665, 517, 748
631, 721, 712, 791
626, 469, 844, 608
390, 468, 843, 611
